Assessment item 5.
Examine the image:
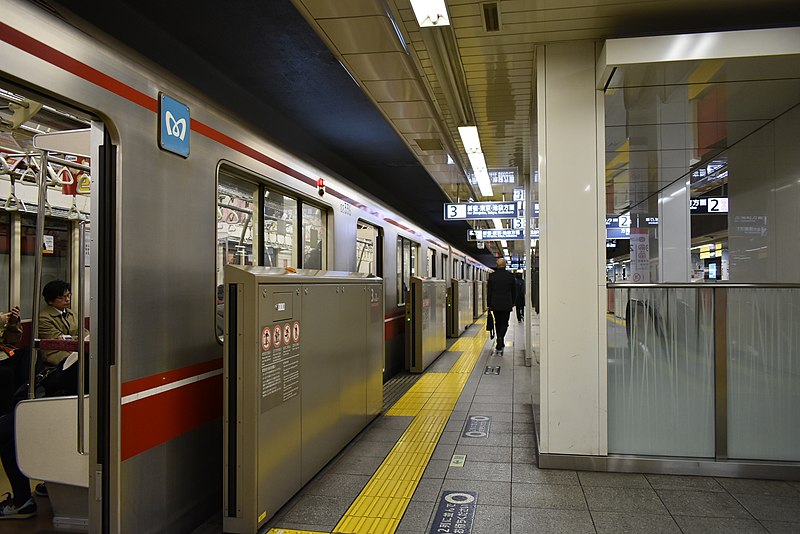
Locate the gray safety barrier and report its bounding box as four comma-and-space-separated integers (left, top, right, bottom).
222, 266, 383, 533
405, 276, 446, 373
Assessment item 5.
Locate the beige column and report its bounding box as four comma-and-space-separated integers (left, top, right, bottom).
536, 41, 607, 456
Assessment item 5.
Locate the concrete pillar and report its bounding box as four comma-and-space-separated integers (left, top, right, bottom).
536, 41, 607, 456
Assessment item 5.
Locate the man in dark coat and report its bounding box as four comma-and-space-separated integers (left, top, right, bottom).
514, 273, 525, 322
487, 257, 516, 352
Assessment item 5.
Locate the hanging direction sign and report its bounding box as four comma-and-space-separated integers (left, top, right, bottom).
444, 202, 518, 220
467, 228, 524, 241
467, 166, 517, 185
690, 197, 728, 213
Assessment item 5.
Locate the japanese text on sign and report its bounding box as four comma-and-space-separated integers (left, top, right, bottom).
467, 229, 524, 241
430, 491, 478, 534
444, 202, 518, 220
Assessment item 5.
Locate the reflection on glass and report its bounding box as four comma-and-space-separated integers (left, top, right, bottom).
301, 203, 325, 269
21, 215, 70, 320
356, 221, 379, 276
727, 288, 800, 461
217, 174, 257, 279
217, 173, 257, 340
607, 287, 714, 457
263, 189, 297, 269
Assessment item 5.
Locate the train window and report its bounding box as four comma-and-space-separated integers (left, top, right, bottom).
356, 220, 382, 276
21, 215, 70, 319
428, 248, 436, 278
300, 203, 325, 269
0, 212, 8, 310
441, 254, 448, 280
217, 174, 257, 271
263, 189, 297, 268
396, 236, 418, 306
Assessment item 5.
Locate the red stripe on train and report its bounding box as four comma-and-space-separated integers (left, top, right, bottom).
0, 21, 157, 112
121, 358, 223, 396
121, 373, 222, 461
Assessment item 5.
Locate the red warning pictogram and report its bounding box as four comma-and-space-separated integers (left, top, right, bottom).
261, 327, 271, 350
283, 323, 291, 345
292, 321, 300, 343
273, 325, 282, 347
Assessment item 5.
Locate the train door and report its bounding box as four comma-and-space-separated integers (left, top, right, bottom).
0, 85, 110, 531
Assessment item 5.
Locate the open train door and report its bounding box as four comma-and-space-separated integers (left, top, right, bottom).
31, 123, 116, 532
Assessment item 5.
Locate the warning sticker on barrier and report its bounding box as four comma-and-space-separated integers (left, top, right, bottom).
283, 323, 291, 345
462, 415, 491, 438
261, 321, 301, 412
429, 491, 478, 534
261, 327, 271, 351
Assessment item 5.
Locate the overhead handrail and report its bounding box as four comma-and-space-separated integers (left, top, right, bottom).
66, 196, 81, 220
3, 173, 27, 212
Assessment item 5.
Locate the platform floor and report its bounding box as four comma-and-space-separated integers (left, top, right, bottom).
249, 314, 800, 534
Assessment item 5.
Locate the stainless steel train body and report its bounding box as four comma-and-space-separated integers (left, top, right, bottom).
0, 2, 487, 532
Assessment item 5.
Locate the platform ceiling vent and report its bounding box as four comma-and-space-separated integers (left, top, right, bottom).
481, 2, 501, 32
416, 138, 444, 151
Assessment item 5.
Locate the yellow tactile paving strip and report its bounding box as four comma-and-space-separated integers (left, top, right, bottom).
607, 313, 626, 326
331, 325, 490, 534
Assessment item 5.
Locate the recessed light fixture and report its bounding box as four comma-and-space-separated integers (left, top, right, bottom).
409, 0, 450, 27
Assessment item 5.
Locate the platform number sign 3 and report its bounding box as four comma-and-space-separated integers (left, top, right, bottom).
158, 93, 190, 157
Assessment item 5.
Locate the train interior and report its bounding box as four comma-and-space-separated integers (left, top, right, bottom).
0, 81, 97, 531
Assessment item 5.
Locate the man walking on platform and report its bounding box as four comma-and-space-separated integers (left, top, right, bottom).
487, 257, 516, 353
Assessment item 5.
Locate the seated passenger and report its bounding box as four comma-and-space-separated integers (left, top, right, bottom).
0, 305, 37, 520
38, 280, 84, 366
0, 409, 36, 519
0, 306, 23, 415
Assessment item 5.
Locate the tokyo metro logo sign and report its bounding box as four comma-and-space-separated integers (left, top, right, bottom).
158, 93, 190, 157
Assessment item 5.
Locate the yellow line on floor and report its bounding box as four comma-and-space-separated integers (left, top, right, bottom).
333, 326, 490, 534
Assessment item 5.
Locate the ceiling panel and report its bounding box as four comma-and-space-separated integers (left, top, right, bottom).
343, 52, 416, 81
318, 16, 405, 54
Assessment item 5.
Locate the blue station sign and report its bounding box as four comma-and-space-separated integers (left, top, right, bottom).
158, 93, 190, 157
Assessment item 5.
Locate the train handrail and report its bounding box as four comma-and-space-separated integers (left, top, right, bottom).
28, 148, 89, 456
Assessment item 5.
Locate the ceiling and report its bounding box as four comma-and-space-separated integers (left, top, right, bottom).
42, 0, 800, 267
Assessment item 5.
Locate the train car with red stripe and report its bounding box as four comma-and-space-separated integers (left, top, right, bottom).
0, 1, 487, 532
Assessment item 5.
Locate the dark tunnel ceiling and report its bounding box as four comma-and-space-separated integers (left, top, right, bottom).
48, 0, 496, 266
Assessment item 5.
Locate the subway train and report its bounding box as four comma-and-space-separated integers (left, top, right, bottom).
0, 1, 488, 532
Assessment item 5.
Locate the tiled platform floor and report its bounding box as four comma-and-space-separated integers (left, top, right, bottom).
204, 315, 800, 534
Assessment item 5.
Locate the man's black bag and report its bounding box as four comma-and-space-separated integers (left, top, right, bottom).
486, 311, 495, 339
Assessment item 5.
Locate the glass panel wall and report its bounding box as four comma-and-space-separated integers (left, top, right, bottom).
727, 288, 800, 461
608, 287, 714, 457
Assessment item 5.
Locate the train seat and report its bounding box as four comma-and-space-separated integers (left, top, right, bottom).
16, 395, 89, 530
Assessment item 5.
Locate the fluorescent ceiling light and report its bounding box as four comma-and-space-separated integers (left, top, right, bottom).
492, 218, 503, 229
467, 152, 493, 196
409, 0, 450, 27
458, 126, 481, 153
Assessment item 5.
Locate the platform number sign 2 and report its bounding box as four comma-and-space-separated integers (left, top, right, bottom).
158, 93, 190, 158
